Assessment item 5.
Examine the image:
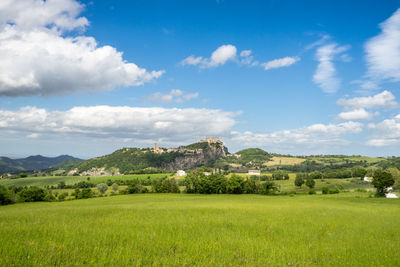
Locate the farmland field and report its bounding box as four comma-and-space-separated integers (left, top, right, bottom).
264, 156, 306, 166
0, 194, 399, 266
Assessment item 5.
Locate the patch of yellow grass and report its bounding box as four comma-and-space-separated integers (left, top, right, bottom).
264, 156, 305, 166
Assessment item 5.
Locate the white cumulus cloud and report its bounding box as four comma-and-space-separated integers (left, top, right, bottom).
261, 56, 300, 70
181, 44, 237, 68
229, 121, 363, 152
0, 106, 236, 141
336, 108, 375, 120
313, 43, 350, 93
365, 8, 400, 83
147, 89, 199, 103
0, 0, 164, 97
367, 114, 400, 146
337, 90, 397, 109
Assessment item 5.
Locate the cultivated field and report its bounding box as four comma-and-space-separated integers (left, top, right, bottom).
264, 156, 306, 166
0, 194, 398, 266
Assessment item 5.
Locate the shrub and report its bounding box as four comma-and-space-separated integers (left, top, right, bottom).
58, 192, 69, 201
372, 170, 395, 197
329, 188, 340, 194
322, 186, 329, 194
73, 188, 93, 199
226, 175, 244, 194
306, 178, 315, 189
260, 181, 279, 195
112, 183, 119, 192
294, 176, 304, 187
18, 187, 47, 202
308, 189, 316, 195
96, 183, 108, 194
243, 178, 259, 194
0, 185, 15, 205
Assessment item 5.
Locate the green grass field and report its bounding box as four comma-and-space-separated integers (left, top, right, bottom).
0, 194, 399, 266
0, 173, 169, 188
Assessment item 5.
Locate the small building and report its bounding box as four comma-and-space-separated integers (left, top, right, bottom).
248, 169, 261, 175
363, 177, 372, 182
176, 170, 186, 176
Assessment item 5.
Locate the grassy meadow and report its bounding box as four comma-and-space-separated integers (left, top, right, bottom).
0, 173, 169, 188
0, 193, 399, 266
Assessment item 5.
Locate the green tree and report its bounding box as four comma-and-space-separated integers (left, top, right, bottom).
372, 170, 395, 197
261, 181, 279, 195
96, 183, 108, 194
294, 176, 305, 187
0, 185, 14, 205
112, 183, 119, 192
305, 178, 315, 189
226, 175, 244, 194
18, 187, 47, 202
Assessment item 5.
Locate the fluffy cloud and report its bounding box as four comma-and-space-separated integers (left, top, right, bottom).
147, 89, 198, 103
336, 108, 375, 120
367, 114, 400, 146
365, 8, 400, 82
229, 121, 363, 151
181, 44, 237, 68
337, 90, 397, 109
313, 43, 350, 93
0, 106, 236, 141
0, 0, 164, 97
261, 56, 300, 70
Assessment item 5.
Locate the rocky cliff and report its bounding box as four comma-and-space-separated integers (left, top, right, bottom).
162, 141, 228, 170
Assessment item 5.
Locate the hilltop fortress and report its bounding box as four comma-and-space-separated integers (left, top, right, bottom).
153, 137, 224, 155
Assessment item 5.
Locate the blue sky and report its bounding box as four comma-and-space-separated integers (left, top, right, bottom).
1, 0, 400, 158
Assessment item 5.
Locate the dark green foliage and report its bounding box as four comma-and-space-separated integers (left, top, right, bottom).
322, 186, 329, 194
126, 180, 143, 194
226, 175, 245, 194
0, 185, 14, 205
308, 189, 316, 195
153, 177, 180, 193
305, 178, 315, 189
294, 175, 305, 187
75, 148, 184, 173
184, 171, 227, 194
329, 188, 340, 194
309, 171, 322, 179
372, 170, 395, 197
260, 181, 279, 195
235, 148, 271, 165
353, 167, 367, 178
243, 178, 259, 194
58, 192, 68, 201
74, 181, 94, 188
96, 183, 108, 194
184, 142, 210, 150
272, 171, 289, 180
73, 188, 94, 199
18, 187, 47, 202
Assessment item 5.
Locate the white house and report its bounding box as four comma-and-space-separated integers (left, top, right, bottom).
248, 169, 261, 175
176, 170, 186, 176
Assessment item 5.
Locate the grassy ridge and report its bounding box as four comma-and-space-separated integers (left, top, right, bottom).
0, 194, 399, 266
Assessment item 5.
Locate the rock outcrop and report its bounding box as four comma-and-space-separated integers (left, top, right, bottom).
162, 140, 228, 170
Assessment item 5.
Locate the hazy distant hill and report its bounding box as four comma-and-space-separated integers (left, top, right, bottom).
0, 155, 83, 173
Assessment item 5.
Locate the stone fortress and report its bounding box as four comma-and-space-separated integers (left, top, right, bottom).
153, 137, 223, 155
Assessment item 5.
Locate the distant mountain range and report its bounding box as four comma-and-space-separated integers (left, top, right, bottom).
0, 155, 83, 173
